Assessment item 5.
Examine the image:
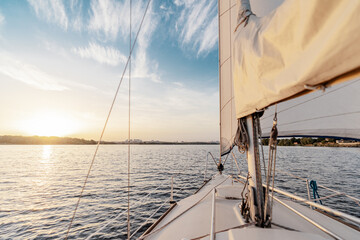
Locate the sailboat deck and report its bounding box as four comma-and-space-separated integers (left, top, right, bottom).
143, 174, 359, 240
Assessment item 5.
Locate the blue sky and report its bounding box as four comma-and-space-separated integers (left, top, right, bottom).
0, 0, 220, 141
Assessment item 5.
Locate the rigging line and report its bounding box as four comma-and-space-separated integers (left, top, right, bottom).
131, 180, 196, 239
85, 158, 199, 239
222, 151, 230, 166
218, 3, 237, 18
262, 79, 360, 120
189, 222, 255, 240
262, 111, 360, 130
65, 0, 153, 239
127, 0, 132, 239
131, 196, 171, 239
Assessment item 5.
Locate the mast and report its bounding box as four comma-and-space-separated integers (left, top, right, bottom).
245, 114, 265, 226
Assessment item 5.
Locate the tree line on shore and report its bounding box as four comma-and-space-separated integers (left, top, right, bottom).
0, 135, 219, 145
261, 137, 358, 147
0, 135, 100, 145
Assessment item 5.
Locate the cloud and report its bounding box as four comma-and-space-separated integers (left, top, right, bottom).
0, 11, 4, 25
88, 0, 129, 41
69, 0, 83, 31
159, 3, 175, 21
87, 0, 161, 82
131, 2, 161, 83
173, 81, 184, 87
72, 42, 127, 66
0, 52, 68, 91
27, 0, 83, 31
174, 0, 218, 56
27, 0, 68, 30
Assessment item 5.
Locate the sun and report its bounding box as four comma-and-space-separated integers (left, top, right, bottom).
20, 112, 80, 137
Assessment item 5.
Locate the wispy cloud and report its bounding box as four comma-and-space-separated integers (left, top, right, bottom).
173, 81, 184, 87
87, 0, 161, 81
0, 52, 68, 91
174, 0, 218, 56
132, 2, 161, 83
27, 0, 68, 30
72, 42, 127, 66
159, 3, 175, 21
69, 0, 83, 31
88, 0, 129, 41
0, 10, 4, 25
27, 0, 83, 31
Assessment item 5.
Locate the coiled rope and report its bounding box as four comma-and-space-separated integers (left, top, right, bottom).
234, 117, 249, 153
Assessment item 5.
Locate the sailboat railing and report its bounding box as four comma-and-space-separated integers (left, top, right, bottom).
235, 175, 360, 225
276, 169, 360, 206
85, 172, 201, 239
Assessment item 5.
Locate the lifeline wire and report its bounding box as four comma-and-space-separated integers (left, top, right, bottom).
127, 0, 132, 239
85, 153, 199, 239
65, 0, 153, 238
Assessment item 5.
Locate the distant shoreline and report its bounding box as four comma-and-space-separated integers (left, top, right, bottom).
1, 135, 358, 147
0, 135, 219, 145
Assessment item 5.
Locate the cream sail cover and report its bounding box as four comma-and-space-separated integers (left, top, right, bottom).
233, 0, 360, 119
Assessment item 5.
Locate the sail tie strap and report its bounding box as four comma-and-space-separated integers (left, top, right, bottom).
310, 180, 323, 205
234, 9, 255, 32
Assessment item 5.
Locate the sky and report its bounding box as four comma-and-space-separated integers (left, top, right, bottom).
0, 0, 220, 141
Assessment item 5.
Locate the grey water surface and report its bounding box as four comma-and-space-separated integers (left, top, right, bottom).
0, 145, 359, 239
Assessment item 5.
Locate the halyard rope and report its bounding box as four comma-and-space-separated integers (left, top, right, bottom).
263, 107, 278, 225
65, 0, 153, 238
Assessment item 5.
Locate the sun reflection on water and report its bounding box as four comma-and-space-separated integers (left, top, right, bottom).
42, 145, 52, 161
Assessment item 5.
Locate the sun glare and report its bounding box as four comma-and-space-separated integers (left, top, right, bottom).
20, 112, 79, 137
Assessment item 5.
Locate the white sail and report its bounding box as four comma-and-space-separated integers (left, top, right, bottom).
233, 0, 360, 119
218, 0, 238, 155
260, 78, 360, 139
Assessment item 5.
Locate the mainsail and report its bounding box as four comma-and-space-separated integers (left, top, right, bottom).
219, 0, 360, 155
218, 0, 238, 155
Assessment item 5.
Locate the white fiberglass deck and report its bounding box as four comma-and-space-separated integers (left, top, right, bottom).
142, 174, 359, 240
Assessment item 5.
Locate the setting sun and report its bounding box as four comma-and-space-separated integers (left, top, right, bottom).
19, 112, 80, 137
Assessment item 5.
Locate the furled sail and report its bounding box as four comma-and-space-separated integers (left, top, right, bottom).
218, 0, 284, 155
218, 0, 238, 155
233, 0, 360, 119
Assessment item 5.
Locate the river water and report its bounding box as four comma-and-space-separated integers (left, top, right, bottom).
0, 145, 359, 239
